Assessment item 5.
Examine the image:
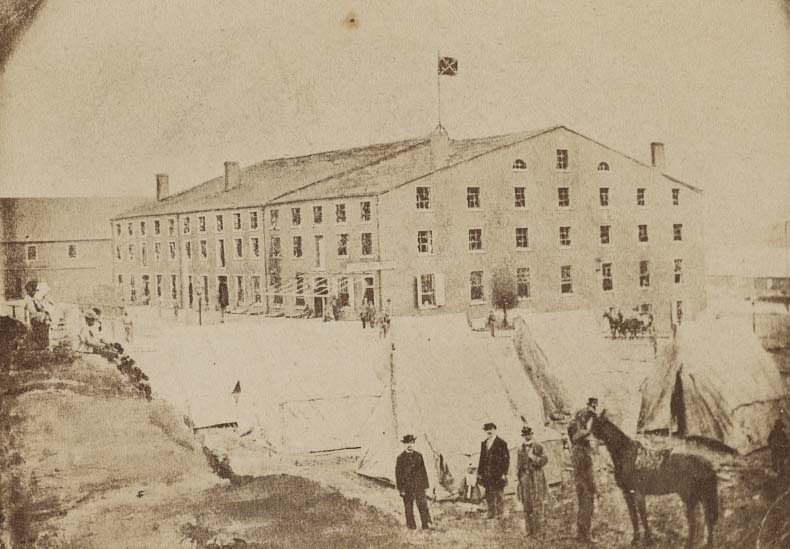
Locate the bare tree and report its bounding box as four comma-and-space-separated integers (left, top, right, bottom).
491, 264, 518, 327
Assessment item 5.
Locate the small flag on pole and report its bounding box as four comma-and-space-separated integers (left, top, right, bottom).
438, 56, 458, 76
232, 381, 241, 394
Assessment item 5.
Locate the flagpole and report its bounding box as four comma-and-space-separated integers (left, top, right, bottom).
437, 50, 441, 127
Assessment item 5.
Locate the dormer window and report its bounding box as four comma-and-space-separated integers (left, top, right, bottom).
597, 162, 610, 171
512, 159, 527, 170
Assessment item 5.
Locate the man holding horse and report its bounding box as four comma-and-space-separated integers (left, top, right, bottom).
568, 397, 599, 544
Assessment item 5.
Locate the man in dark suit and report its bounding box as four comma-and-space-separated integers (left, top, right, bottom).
395, 434, 432, 530
477, 422, 510, 518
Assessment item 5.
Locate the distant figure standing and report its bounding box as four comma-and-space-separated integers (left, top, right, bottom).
122, 310, 134, 343
487, 310, 496, 337
23, 279, 51, 349
768, 418, 789, 476
395, 434, 432, 530
477, 422, 509, 519
330, 296, 339, 321
360, 298, 369, 328
517, 426, 548, 537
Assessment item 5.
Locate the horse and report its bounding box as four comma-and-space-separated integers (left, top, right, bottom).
590, 410, 718, 547
603, 310, 621, 339
620, 317, 642, 339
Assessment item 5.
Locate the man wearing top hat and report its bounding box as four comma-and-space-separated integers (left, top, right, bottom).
568, 397, 600, 544
395, 434, 432, 530
517, 425, 548, 536
477, 422, 510, 519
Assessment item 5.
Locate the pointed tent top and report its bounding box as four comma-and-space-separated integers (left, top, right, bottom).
432, 124, 449, 138
232, 381, 241, 394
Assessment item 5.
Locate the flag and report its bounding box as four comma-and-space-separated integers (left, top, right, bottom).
438, 56, 458, 76
232, 381, 241, 394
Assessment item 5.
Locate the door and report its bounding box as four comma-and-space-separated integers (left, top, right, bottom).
364, 276, 375, 305
218, 276, 229, 309
314, 277, 327, 316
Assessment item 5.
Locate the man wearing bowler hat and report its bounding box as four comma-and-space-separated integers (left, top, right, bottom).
477, 422, 510, 519
395, 434, 432, 530
568, 397, 600, 544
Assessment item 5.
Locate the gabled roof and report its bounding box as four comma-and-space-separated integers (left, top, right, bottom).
0, 197, 148, 242
115, 138, 426, 219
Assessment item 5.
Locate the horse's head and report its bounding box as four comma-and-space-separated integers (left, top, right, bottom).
589, 409, 608, 439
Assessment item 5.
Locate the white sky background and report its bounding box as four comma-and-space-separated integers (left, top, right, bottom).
0, 1, 788, 248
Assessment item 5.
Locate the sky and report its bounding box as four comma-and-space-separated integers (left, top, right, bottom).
0, 1, 788, 248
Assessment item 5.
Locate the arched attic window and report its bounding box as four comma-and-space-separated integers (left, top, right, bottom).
597, 161, 610, 171
512, 159, 527, 170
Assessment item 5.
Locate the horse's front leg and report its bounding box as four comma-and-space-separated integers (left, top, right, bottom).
635, 493, 654, 545
623, 490, 640, 545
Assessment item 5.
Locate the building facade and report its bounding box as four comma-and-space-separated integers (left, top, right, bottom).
1, 197, 149, 304
112, 126, 705, 330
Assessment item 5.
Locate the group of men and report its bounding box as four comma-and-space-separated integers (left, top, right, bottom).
360, 298, 392, 337
394, 397, 601, 543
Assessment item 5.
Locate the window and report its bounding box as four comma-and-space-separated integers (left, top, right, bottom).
517, 267, 531, 298
187, 276, 193, 307
599, 188, 609, 207
67, 244, 77, 259
597, 161, 610, 171
336, 203, 347, 223
420, 274, 436, 306
156, 275, 163, 298
217, 239, 226, 267
361, 233, 373, 256
672, 188, 680, 206
26, 245, 37, 262
337, 233, 349, 256
168, 219, 175, 236
140, 221, 146, 236
216, 214, 224, 232
291, 207, 301, 226
252, 276, 262, 304
560, 265, 572, 294
602, 262, 613, 291
559, 226, 571, 247
640, 303, 652, 314
270, 209, 279, 228
116, 246, 121, 260
360, 201, 371, 222
251, 237, 260, 258
183, 217, 191, 235
155, 242, 161, 262
674, 258, 683, 284
512, 159, 527, 170
202, 275, 209, 304
233, 212, 242, 231
130, 275, 136, 302
639, 260, 650, 288
638, 224, 649, 243
417, 230, 433, 254
516, 227, 529, 249
234, 238, 243, 259
600, 225, 611, 245
271, 273, 283, 306
338, 277, 350, 307
154, 220, 161, 235
171, 274, 177, 300
169, 241, 176, 260
185, 241, 192, 259
416, 187, 431, 210
468, 229, 483, 251
470, 271, 484, 301
637, 188, 645, 206
141, 243, 147, 266
200, 240, 207, 260
558, 187, 570, 207
514, 187, 526, 208
673, 224, 683, 241
295, 275, 305, 307
236, 276, 244, 304
116, 223, 121, 236
467, 187, 481, 209
313, 206, 323, 225
198, 216, 206, 232
128, 244, 134, 261
128, 222, 133, 236
293, 236, 303, 258
556, 149, 569, 170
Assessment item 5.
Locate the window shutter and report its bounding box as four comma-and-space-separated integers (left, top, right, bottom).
436, 273, 446, 307
414, 276, 421, 309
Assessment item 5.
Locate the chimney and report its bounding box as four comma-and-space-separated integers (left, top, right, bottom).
430, 124, 451, 170
650, 142, 666, 171
224, 161, 240, 192
156, 174, 169, 201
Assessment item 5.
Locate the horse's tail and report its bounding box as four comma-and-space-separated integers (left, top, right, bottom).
701, 466, 719, 527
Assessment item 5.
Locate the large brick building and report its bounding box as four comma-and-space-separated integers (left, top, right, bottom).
112, 125, 705, 330
1, 197, 149, 303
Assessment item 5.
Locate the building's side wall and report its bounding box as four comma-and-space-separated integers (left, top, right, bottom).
379, 128, 705, 330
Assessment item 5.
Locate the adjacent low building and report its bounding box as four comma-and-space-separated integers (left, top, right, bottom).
112, 125, 705, 331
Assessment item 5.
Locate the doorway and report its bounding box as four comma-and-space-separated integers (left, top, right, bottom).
364, 276, 375, 306
218, 276, 229, 309
314, 277, 328, 317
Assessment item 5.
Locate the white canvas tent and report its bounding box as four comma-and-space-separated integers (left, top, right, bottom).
639, 318, 787, 454
356, 314, 564, 499
512, 310, 643, 434
144, 320, 388, 452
